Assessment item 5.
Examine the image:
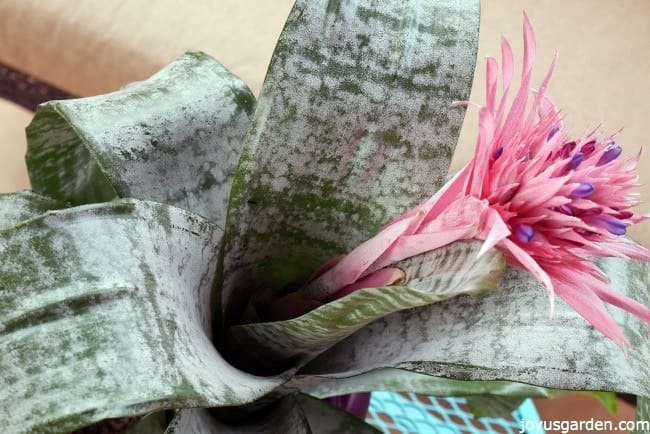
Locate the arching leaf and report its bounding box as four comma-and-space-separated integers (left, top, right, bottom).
0, 200, 284, 433
26, 52, 254, 226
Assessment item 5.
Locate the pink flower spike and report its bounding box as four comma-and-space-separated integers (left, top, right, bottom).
298, 15, 650, 348
552, 270, 630, 349
301, 214, 417, 300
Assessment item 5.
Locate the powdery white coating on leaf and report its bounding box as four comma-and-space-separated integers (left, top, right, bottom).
300, 259, 650, 396
0, 200, 285, 433
0, 190, 65, 230
26, 52, 254, 226
222, 0, 480, 321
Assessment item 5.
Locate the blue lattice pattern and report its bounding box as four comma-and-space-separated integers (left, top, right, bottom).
366, 392, 545, 434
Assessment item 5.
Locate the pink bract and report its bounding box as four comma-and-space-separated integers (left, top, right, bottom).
303, 15, 650, 348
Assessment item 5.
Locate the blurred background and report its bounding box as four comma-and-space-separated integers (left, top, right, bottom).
0, 1, 646, 432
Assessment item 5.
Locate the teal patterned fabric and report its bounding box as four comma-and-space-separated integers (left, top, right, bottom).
366, 392, 544, 434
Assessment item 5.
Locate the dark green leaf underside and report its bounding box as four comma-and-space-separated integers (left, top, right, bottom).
0, 200, 284, 433
26, 52, 255, 226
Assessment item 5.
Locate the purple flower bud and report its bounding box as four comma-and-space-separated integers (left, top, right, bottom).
571, 183, 594, 198
580, 140, 596, 155
548, 125, 561, 140
568, 152, 584, 170
597, 146, 622, 166
492, 147, 504, 160
598, 217, 627, 236
515, 224, 535, 243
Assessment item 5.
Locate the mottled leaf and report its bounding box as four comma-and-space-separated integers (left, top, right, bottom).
26, 52, 254, 226
300, 258, 650, 397
0, 190, 65, 230
221, 0, 480, 322
228, 241, 504, 373
0, 200, 284, 433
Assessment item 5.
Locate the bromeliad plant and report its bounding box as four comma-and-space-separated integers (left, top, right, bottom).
0, 1, 649, 433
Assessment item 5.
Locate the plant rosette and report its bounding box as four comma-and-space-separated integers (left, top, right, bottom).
1, 1, 648, 433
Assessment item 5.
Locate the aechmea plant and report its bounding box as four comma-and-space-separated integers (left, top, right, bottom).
0, 1, 648, 433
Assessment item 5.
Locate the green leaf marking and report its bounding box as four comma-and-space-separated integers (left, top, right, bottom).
0, 200, 284, 433
221, 0, 480, 322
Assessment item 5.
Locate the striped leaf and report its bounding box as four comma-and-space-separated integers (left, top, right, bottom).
0, 200, 285, 433
299, 257, 650, 397
25, 52, 254, 226
221, 0, 480, 322
227, 241, 505, 373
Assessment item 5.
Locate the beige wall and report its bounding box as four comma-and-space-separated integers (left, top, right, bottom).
0, 0, 648, 247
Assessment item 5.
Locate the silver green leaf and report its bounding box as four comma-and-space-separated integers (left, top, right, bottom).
25, 52, 254, 226
0, 200, 285, 433
221, 0, 480, 321
227, 241, 504, 373
300, 258, 650, 397
0, 190, 65, 230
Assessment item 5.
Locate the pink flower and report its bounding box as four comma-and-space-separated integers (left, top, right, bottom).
302, 15, 650, 348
